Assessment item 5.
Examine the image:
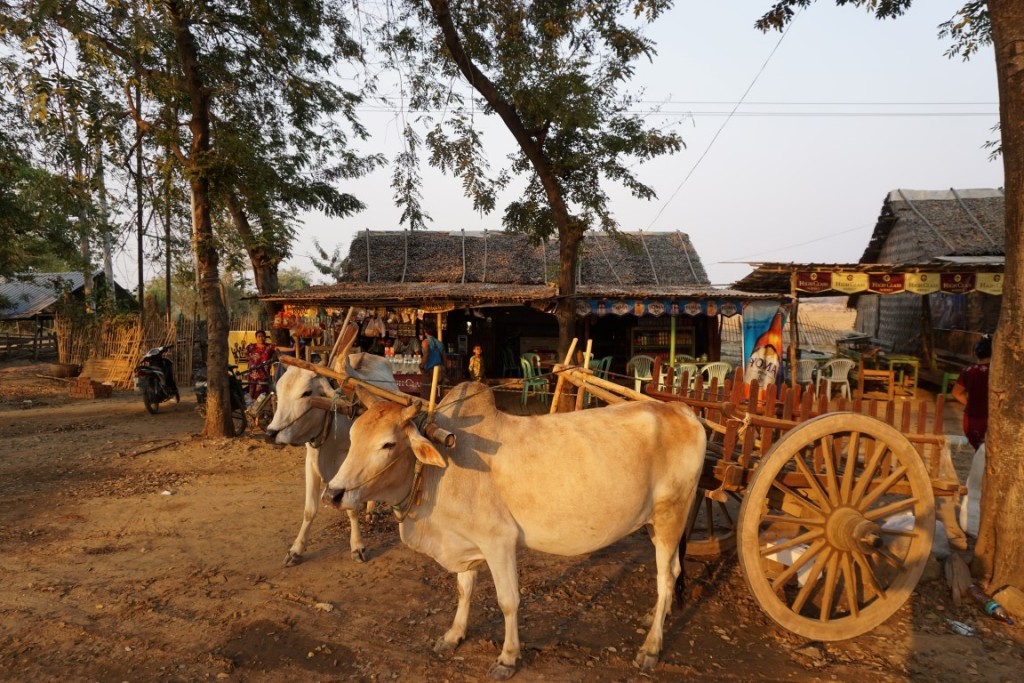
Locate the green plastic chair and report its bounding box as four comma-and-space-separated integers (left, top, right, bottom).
520, 358, 548, 405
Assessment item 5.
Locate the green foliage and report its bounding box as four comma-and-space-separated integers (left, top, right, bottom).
309, 239, 346, 282
377, 0, 683, 240
0, 105, 86, 278
277, 266, 312, 292
755, 1, 913, 31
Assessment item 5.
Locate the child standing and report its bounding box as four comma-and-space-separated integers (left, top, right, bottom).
468, 344, 486, 382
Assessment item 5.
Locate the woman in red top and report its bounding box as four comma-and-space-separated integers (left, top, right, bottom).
244, 330, 278, 400
952, 336, 991, 450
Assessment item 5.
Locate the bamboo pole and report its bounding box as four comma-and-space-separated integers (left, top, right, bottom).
307, 395, 456, 447
556, 366, 655, 402
327, 307, 355, 367
279, 355, 419, 407
548, 338, 579, 413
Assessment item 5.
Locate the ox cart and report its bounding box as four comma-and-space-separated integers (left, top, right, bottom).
281, 334, 964, 644
551, 348, 963, 642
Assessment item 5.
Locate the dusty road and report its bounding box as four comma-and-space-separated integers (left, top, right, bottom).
1, 363, 1022, 682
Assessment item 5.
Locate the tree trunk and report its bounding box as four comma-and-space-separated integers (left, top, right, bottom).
169, 0, 232, 438
225, 191, 283, 325
973, 0, 1024, 589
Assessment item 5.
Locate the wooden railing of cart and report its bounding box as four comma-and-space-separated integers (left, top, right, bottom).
550, 351, 965, 553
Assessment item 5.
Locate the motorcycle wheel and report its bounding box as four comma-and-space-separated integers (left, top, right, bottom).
143, 377, 161, 414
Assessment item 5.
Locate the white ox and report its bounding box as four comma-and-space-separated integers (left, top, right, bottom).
324, 382, 706, 680
266, 352, 398, 566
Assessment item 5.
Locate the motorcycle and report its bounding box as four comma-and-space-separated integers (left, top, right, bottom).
238, 361, 279, 433
193, 366, 248, 436
136, 345, 179, 414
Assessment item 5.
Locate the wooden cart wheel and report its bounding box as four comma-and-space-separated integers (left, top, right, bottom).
686, 488, 742, 558
737, 413, 934, 640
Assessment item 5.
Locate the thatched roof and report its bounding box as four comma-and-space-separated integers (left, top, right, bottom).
860, 188, 1004, 264
340, 229, 709, 286
262, 229, 749, 308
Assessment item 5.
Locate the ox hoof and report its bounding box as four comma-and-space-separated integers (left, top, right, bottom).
433, 635, 463, 653
488, 661, 517, 681
284, 552, 303, 567
351, 548, 367, 563
634, 650, 660, 672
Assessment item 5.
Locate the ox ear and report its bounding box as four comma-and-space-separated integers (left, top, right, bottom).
406, 427, 446, 469
355, 386, 382, 408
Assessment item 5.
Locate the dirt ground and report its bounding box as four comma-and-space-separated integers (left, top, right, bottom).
2, 361, 1023, 683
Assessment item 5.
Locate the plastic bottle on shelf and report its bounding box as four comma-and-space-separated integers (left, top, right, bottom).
967, 584, 1015, 624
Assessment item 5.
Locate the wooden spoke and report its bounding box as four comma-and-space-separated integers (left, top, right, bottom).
859, 465, 910, 509
840, 552, 860, 618
874, 543, 906, 571
819, 553, 842, 622
864, 497, 918, 521
840, 431, 861, 504
719, 499, 736, 527
685, 488, 741, 558
771, 538, 828, 591
850, 440, 889, 506
819, 435, 842, 506
791, 450, 835, 513
792, 547, 833, 615
852, 550, 885, 601
758, 528, 824, 557
760, 514, 825, 527
770, 480, 828, 520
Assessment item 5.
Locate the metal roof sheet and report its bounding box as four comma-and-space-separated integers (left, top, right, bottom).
0, 272, 89, 320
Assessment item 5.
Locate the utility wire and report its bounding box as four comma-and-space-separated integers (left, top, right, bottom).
645, 13, 801, 228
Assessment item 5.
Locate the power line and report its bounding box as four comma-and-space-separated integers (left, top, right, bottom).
645, 12, 801, 229
714, 224, 873, 264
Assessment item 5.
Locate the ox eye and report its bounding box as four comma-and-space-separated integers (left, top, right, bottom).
301, 390, 312, 398
382, 442, 396, 451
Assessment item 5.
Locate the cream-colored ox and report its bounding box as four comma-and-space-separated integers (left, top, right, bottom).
324, 382, 706, 680
265, 352, 397, 566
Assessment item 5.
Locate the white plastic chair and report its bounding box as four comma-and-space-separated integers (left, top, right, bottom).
795, 359, 819, 389
817, 358, 855, 399
660, 362, 699, 393
628, 355, 655, 393
700, 362, 732, 386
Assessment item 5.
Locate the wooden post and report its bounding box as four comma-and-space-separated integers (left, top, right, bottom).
574, 339, 594, 411
788, 271, 799, 386
428, 365, 440, 418
548, 338, 578, 413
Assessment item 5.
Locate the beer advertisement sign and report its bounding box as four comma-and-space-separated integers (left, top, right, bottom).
742, 301, 786, 387
868, 273, 905, 294
976, 272, 1003, 295
940, 272, 976, 294
831, 272, 869, 294
795, 271, 833, 293
905, 272, 940, 294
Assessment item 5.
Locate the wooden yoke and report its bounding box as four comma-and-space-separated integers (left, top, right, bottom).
278, 354, 456, 448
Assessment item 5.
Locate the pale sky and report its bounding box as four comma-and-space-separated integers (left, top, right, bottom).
117, 1, 1004, 291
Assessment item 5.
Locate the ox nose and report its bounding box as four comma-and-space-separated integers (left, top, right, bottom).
264, 429, 278, 444
323, 488, 346, 508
